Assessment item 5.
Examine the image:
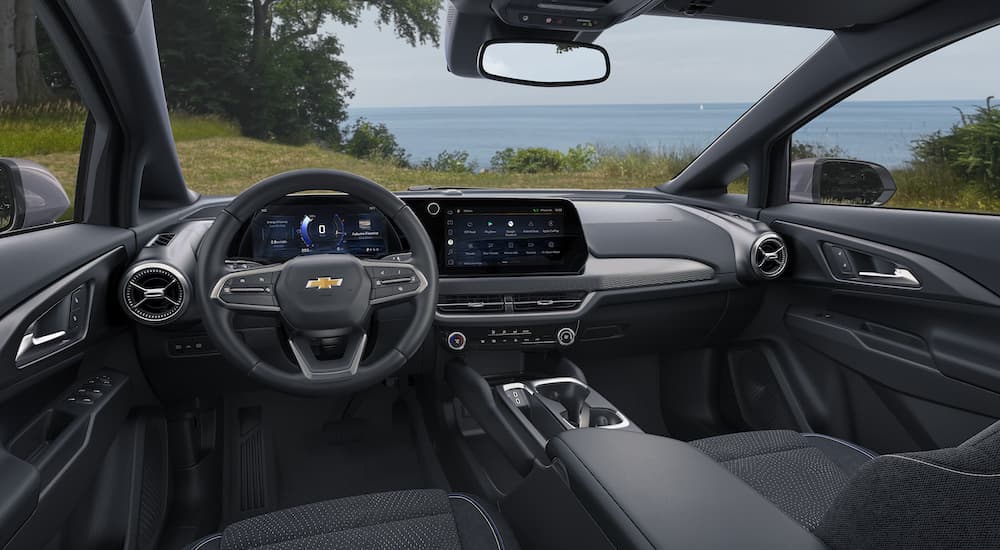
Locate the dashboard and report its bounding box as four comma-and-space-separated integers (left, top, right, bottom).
124, 188, 784, 359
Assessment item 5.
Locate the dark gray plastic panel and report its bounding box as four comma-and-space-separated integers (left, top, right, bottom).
785, 308, 1000, 418
575, 202, 737, 274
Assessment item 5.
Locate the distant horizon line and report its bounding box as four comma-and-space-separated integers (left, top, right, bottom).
348, 98, 990, 110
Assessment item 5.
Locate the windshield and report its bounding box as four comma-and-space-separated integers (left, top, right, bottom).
152, 4, 830, 194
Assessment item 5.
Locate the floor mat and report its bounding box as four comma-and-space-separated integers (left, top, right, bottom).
223, 385, 443, 525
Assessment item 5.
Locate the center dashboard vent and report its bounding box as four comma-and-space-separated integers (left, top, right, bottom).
512, 292, 587, 312
751, 234, 789, 279
437, 295, 505, 314
121, 263, 190, 325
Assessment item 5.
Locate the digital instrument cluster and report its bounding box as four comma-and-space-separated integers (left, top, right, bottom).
248, 198, 392, 261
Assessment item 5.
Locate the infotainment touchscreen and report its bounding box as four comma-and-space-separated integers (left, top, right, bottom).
249, 201, 389, 261
439, 201, 585, 274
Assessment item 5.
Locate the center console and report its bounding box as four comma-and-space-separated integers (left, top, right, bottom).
499, 377, 636, 444
444, 356, 642, 479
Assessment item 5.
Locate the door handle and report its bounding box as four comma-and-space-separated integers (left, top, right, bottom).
16, 331, 67, 363
857, 267, 920, 287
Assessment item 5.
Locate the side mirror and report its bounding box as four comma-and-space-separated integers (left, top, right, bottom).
478, 40, 610, 87
790, 158, 896, 207
0, 159, 70, 234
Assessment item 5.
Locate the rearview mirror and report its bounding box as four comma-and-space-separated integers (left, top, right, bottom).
478, 40, 610, 87
0, 159, 70, 234
790, 158, 896, 207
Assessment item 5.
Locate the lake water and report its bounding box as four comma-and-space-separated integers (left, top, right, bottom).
350, 100, 987, 169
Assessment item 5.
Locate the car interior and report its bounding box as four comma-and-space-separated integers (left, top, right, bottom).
1, 0, 999, 549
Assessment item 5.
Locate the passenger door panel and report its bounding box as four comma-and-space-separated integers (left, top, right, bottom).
744, 204, 1000, 451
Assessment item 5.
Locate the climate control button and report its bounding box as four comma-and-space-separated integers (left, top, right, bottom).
557, 327, 576, 346
447, 331, 467, 351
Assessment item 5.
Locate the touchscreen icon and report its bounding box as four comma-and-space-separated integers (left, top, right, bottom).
507, 220, 515, 228
358, 216, 372, 230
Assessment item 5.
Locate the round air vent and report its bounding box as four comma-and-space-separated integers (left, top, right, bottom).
120, 263, 190, 325
750, 233, 788, 279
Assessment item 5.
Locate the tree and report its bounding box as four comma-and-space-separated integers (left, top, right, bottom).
343, 118, 409, 166
154, 0, 440, 145
154, 0, 250, 115
0, 0, 15, 103
14, 0, 51, 103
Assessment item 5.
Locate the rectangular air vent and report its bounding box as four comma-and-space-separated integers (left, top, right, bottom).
437, 295, 505, 314
511, 292, 586, 312
146, 233, 176, 247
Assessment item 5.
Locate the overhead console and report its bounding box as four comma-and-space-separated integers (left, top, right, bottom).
490, 0, 661, 33
409, 198, 588, 277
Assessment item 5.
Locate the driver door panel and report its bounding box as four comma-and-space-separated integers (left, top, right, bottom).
0, 224, 147, 550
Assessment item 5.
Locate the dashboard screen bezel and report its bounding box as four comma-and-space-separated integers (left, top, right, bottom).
238, 194, 404, 263
410, 198, 588, 277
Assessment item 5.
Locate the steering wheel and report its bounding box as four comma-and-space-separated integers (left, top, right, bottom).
195, 169, 438, 395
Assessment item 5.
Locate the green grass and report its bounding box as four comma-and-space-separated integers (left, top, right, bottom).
5, 105, 1000, 215
1, 101, 239, 156
0, 101, 88, 157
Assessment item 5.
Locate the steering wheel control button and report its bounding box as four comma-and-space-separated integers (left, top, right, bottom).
381, 252, 413, 262
217, 269, 280, 309
447, 331, 467, 351
368, 265, 421, 302
557, 327, 576, 346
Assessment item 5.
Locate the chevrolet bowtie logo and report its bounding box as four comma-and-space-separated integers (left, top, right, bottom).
305, 277, 344, 290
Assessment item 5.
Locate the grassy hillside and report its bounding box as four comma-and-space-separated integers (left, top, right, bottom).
25, 136, 693, 203
7, 106, 1000, 214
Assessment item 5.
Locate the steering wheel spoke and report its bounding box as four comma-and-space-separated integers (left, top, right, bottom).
362, 260, 430, 306
210, 263, 283, 312
287, 328, 368, 380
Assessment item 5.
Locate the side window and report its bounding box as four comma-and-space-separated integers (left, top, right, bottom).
790, 25, 1000, 214
0, 6, 86, 235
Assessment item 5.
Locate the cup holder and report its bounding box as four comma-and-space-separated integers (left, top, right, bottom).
527, 377, 630, 431
589, 407, 625, 428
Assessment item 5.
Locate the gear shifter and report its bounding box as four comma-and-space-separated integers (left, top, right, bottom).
538, 380, 592, 428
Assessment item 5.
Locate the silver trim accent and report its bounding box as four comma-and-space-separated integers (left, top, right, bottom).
556, 327, 576, 346
511, 377, 632, 431
858, 268, 920, 287
120, 262, 191, 325
209, 264, 283, 312
446, 331, 466, 351
750, 232, 788, 279
145, 232, 175, 247
12, 249, 118, 370
437, 292, 595, 322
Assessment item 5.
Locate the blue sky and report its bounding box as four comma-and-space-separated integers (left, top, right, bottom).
326, 6, 1000, 108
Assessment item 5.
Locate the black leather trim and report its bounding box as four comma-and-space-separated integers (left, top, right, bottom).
547, 429, 828, 550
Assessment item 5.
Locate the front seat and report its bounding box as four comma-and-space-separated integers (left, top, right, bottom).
183, 490, 519, 550
689, 424, 1000, 549
688, 430, 876, 531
